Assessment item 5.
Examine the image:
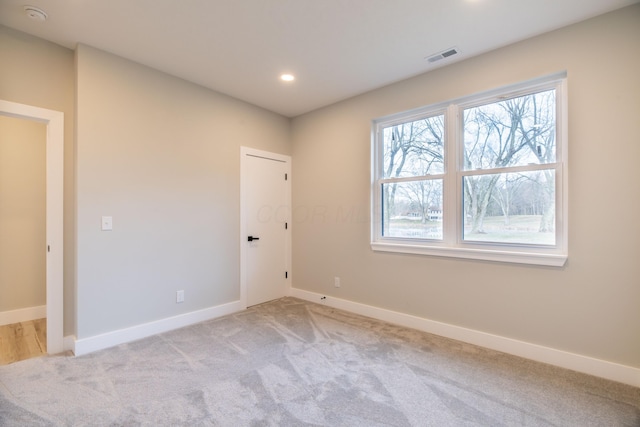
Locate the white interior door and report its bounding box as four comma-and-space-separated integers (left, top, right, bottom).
241, 147, 290, 307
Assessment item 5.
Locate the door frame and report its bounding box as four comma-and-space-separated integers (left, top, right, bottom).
0, 100, 64, 354
240, 146, 291, 308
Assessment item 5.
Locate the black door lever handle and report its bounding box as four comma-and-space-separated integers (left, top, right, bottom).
248, 236, 260, 242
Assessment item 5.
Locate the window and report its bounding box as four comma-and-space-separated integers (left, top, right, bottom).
372, 73, 567, 266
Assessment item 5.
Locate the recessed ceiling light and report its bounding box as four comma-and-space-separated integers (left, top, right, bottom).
24, 5, 48, 21
280, 74, 295, 82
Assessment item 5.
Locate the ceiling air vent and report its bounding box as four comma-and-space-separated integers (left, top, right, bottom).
426, 47, 459, 63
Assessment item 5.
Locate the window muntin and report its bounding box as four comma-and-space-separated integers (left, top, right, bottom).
372, 74, 567, 266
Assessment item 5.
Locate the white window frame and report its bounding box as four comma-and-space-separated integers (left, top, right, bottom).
371, 73, 568, 267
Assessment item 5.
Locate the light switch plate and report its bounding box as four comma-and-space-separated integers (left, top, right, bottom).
101, 216, 113, 231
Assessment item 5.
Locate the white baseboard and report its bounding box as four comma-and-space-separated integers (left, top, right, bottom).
0, 305, 46, 326
73, 300, 244, 357
290, 288, 640, 388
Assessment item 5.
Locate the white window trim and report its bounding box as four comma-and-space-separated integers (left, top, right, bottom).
371, 73, 568, 267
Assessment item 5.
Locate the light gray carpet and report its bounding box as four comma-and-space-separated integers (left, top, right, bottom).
1, 297, 638, 426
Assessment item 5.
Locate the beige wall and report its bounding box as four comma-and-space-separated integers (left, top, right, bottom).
75, 45, 291, 338
0, 26, 75, 333
0, 116, 46, 312
291, 5, 640, 368
1, 26, 291, 341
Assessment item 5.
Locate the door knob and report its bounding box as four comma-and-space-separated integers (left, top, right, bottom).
248, 236, 260, 242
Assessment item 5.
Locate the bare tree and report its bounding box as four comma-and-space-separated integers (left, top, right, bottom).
400, 179, 442, 224
382, 116, 444, 233
383, 123, 414, 233
490, 174, 527, 226
513, 90, 556, 232
463, 90, 556, 235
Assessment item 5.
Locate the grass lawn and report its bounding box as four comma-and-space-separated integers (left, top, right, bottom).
464, 215, 554, 245
387, 215, 555, 245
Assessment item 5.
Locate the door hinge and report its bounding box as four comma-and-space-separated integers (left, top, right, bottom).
285, 173, 288, 181
285, 222, 288, 230
285, 271, 288, 279
47, 245, 50, 253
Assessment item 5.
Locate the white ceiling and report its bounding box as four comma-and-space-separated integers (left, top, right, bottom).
1, 0, 637, 117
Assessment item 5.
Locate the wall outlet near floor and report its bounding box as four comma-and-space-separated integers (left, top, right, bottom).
334, 276, 341, 288
176, 290, 184, 303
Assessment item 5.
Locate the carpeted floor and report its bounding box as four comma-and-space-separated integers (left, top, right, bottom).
0, 297, 638, 426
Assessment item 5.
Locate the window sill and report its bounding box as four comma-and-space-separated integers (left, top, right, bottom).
371, 241, 567, 267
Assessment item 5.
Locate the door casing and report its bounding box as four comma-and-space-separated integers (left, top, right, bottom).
0, 100, 64, 354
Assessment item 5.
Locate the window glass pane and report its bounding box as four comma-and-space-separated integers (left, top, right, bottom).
382, 180, 443, 240
463, 170, 555, 245
383, 115, 444, 178
463, 89, 556, 171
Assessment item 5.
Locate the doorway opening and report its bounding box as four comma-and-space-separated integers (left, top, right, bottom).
0, 99, 64, 356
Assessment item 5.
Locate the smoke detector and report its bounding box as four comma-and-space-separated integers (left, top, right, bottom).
425, 47, 459, 63
24, 5, 48, 21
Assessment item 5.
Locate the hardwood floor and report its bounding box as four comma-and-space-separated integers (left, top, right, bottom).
0, 318, 47, 365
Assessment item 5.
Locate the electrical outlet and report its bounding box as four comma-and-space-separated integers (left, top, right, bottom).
334, 276, 341, 288
176, 290, 184, 303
